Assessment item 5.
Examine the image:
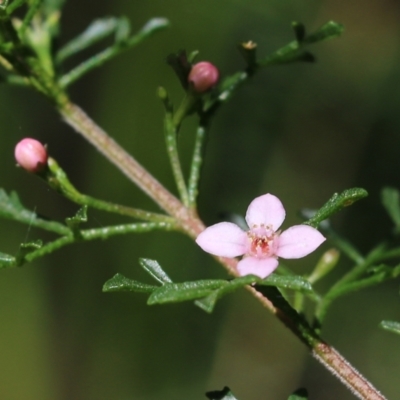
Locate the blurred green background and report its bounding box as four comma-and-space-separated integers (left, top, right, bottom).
1, 0, 400, 399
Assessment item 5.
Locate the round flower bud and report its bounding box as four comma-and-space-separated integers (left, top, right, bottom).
188, 61, 219, 93
14, 138, 48, 173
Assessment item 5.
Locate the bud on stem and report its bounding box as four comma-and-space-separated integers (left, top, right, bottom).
14, 138, 48, 173
187, 61, 219, 93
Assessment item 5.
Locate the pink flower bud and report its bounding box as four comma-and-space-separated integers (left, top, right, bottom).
14, 138, 48, 173
188, 61, 219, 93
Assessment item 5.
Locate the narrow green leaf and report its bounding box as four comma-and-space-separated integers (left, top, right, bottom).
196, 274, 313, 313
318, 263, 400, 322
258, 21, 342, 68
0, 189, 35, 220
148, 280, 228, 305
380, 320, 400, 336
195, 293, 219, 313
65, 205, 87, 238
0, 188, 69, 234
187, 50, 199, 63
20, 0, 42, 33
138, 17, 169, 39
303, 21, 344, 44
59, 17, 169, 88
308, 249, 340, 284
288, 388, 309, 400
381, 187, 400, 227
115, 16, 131, 43
260, 273, 314, 293
6, 0, 26, 14
304, 188, 368, 228
0, 252, 16, 268
206, 386, 238, 400
56, 17, 121, 63
196, 275, 260, 313
217, 72, 247, 101
16, 239, 43, 266
103, 273, 156, 293
139, 258, 173, 284
202, 71, 247, 113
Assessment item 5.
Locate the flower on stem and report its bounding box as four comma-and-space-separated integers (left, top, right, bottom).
14, 138, 48, 173
196, 193, 326, 279
188, 61, 219, 93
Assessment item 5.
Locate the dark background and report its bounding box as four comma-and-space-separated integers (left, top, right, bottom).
1, 0, 400, 399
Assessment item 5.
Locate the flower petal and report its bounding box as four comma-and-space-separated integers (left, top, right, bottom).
245, 193, 285, 230
237, 256, 279, 279
276, 225, 326, 259
196, 222, 247, 257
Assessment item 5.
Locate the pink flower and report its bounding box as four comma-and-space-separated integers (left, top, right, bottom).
188, 61, 219, 93
196, 193, 326, 279
14, 138, 48, 173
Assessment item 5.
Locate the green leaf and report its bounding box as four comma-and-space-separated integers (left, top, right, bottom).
138, 17, 170, 40
58, 17, 169, 88
303, 21, 344, 44
187, 50, 199, 63
0, 252, 16, 268
20, 0, 42, 33
318, 263, 400, 322
260, 273, 314, 293
304, 188, 368, 228
65, 205, 87, 237
206, 386, 238, 400
196, 275, 260, 313
16, 239, 43, 266
103, 273, 157, 293
0, 189, 36, 221
288, 388, 309, 400
380, 320, 400, 336
114, 16, 131, 43
258, 21, 343, 67
0, 188, 69, 235
6, 0, 26, 14
381, 187, 400, 228
216, 72, 247, 101
308, 249, 340, 284
56, 17, 124, 63
202, 71, 247, 113
65, 205, 87, 226
148, 280, 228, 305
195, 273, 314, 313
139, 258, 173, 284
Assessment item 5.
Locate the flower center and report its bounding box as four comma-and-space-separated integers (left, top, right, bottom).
246, 224, 278, 258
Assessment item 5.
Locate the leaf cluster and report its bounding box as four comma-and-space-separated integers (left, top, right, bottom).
0, 0, 169, 102
103, 258, 314, 314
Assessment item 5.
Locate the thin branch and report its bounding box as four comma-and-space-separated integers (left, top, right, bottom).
58, 100, 204, 237
58, 100, 387, 400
